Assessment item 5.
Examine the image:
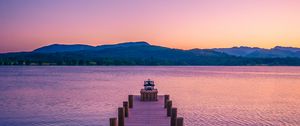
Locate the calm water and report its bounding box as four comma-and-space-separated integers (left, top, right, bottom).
0, 66, 300, 126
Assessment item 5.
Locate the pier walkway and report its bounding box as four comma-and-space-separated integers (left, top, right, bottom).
109, 79, 183, 126
125, 95, 169, 126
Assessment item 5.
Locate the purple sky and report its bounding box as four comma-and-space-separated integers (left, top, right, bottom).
1, 0, 300, 53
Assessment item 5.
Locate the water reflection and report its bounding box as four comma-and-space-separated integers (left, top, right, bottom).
0, 66, 299, 126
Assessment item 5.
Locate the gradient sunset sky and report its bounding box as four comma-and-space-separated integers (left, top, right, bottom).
1, 0, 300, 53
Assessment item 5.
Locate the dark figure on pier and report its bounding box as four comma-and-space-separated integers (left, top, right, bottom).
141, 79, 158, 101
144, 79, 155, 90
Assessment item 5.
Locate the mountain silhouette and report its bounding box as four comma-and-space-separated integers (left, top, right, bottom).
1, 41, 300, 65
213, 46, 300, 58
34, 44, 94, 53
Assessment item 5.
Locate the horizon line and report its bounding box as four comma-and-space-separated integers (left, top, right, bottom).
1, 41, 300, 54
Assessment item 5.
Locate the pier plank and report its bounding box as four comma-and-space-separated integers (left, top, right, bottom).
125, 95, 170, 126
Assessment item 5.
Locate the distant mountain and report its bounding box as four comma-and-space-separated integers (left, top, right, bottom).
213, 46, 300, 58
96, 41, 150, 49
213, 46, 261, 57
34, 44, 94, 53
33, 41, 151, 53
246, 48, 300, 58
273, 46, 300, 52
1, 42, 300, 66
188, 49, 230, 57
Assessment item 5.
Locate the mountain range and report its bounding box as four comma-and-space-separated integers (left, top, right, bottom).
32, 42, 300, 58
1, 41, 300, 66
213, 46, 300, 58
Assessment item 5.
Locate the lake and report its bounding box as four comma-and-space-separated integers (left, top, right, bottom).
0, 66, 300, 126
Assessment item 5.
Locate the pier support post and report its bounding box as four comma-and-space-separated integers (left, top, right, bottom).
167, 100, 172, 116
123, 101, 129, 117
171, 108, 177, 126
145, 92, 149, 101
128, 95, 133, 108
164, 95, 170, 108
150, 92, 153, 101
142, 93, 145, 101
118, 107, 124, 126
109, 118, 117, 126
176, 117, 184, 126
140, 89, 158, 101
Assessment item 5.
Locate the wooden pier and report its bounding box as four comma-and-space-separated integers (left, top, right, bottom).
109, 80, 184, 126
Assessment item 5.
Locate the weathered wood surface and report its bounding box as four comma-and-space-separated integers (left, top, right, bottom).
125, 95, 170, 126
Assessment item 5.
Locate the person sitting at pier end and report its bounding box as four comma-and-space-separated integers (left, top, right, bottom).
144, 79, 155, 90
140, 79, 158, 101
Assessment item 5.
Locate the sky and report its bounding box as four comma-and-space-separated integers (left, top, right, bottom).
1, 0, 300, 53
